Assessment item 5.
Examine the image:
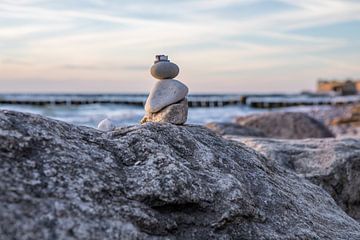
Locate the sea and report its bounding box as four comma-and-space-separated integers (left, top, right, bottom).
0, 94, 264, 128
0, 93, 343, 128
0, 103, 268, 128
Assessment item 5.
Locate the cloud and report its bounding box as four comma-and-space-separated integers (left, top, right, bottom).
1, 58, 32, 65
61, 64, 102, 70
60, 64, 148, 71
122, 65, 149, 71
0, 0, 359, 92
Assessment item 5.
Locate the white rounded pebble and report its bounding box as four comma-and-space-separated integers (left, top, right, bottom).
97, 118, 115, 131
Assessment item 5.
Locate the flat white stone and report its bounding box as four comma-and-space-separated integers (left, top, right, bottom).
150, 61, 179, 80
145, 79, 188, 113
97, 118, 115, 131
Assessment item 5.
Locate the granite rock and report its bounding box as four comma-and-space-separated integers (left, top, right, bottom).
226, 136, 360, 221
1, 110, 360, 239
141, 98, 188, 124
145, 79, 188, 113
236, 112, 334, 139
301, 105, 360, 137
150, 61, 179, 80
205, 122, 266, 137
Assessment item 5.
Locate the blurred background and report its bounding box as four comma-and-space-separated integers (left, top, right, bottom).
1, 0, 359, 127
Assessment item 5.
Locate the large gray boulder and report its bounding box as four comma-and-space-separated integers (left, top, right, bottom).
205, 122, 266, 137
226, 136, 360, 221
1, 110, 360, 239
236, 112, 334, 139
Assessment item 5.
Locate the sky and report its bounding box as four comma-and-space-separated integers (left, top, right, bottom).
0, 0, 360, 93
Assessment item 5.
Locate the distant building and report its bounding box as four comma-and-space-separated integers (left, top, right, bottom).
356, 81, 360, 92
317, 79, 360, 95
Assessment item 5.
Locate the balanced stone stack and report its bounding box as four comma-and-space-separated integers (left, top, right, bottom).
141, 55, 188, 125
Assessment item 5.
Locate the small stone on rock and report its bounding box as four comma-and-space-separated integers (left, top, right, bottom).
145, 79, 188, 113
97, 118, 115, 131
141, 98, 188, 125
151, 61, 179, 80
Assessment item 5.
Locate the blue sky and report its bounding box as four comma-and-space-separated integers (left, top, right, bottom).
0, 0, 359, 93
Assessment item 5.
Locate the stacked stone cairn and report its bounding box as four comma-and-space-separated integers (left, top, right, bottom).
141, 55, 189, 125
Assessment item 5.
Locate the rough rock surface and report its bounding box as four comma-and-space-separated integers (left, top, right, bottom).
305, 105, 360, 137
145, 79, 188, 113
205, 122, 266, 137
327, 104, 360, 137
331, 104, 360, 126
141, 98, 188, 125
236, 112, 334, 139
1, 110, 360, 240
226, 136, 360, 221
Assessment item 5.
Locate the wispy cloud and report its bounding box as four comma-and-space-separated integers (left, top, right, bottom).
1, 58, 32, 65
0, 0, 359, 93
60, 64, 147, 71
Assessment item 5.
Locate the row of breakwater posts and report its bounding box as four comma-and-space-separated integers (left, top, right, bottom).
0, 94, 242, 107
1, 94, 360, 109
